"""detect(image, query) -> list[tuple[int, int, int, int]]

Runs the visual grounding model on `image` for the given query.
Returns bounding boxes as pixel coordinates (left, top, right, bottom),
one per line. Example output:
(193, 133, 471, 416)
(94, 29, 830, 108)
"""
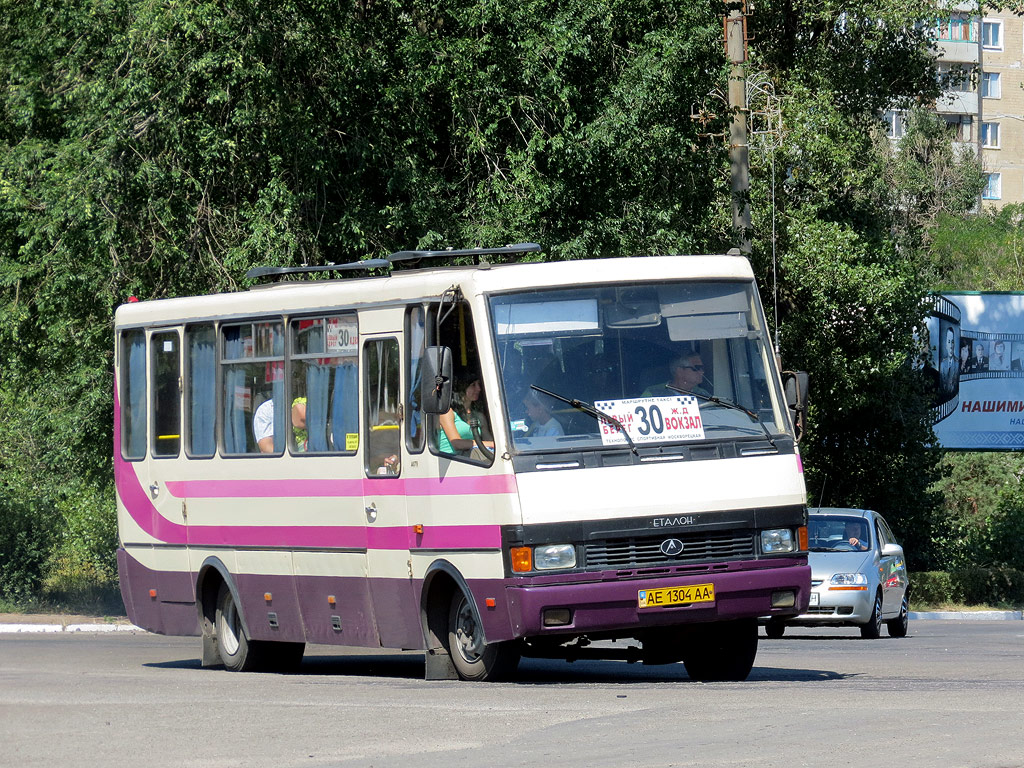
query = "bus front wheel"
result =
(446, 591, 519, 682)
(681, 618, 758, 682)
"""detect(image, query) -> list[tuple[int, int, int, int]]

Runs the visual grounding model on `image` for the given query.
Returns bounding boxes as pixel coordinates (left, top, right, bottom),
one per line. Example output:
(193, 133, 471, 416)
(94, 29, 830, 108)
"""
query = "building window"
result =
(983, 173, 1002, 200)
(935, 14, 975, 41)
(937, 63, 973, 93)
(978, 72, 1003, 99)
(982, 71, 1002, 99)
(884, 110, 905, 139)
(982, 20, 1002, 50)
(982, 122, 1001, 148)
(944, 114, 973, 142)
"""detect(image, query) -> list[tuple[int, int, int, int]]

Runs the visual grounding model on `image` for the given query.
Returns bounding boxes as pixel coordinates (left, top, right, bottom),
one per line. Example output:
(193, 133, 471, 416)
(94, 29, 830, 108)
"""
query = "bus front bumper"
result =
(505, 561, 810, 638)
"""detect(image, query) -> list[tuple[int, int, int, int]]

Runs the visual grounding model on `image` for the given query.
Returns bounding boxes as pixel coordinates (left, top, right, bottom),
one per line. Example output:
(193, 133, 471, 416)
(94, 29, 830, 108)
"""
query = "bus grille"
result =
(584, 531, 756, 568)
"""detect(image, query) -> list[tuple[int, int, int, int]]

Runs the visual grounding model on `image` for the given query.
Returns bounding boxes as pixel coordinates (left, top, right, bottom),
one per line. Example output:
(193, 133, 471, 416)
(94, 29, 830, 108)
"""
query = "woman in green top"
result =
(438, 372, 493, 454)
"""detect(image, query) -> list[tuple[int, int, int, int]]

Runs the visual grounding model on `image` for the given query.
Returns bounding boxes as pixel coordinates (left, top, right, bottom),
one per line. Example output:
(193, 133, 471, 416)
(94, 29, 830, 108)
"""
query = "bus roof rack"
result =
(245, 259, 391, 281)
(246, 243, 542, 282)
(387, 242, 542, 266)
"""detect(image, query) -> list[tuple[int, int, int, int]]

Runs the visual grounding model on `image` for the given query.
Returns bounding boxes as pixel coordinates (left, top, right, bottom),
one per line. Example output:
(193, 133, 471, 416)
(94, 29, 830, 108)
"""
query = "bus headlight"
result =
(534, 544, 577, 570)
(761, 528, 796, 553)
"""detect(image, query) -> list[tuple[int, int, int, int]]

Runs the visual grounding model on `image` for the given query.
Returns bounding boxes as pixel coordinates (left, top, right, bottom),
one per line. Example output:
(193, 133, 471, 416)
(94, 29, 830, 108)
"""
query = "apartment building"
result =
(933, 4, 980, 157)
(978, 10, 1024, 207)
(889, 6, 1024, 207)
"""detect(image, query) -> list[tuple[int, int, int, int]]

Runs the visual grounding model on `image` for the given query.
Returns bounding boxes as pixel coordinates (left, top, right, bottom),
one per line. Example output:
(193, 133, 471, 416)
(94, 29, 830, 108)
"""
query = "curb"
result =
(908, 610, 1023, 621)
(0, 623, 145, 634)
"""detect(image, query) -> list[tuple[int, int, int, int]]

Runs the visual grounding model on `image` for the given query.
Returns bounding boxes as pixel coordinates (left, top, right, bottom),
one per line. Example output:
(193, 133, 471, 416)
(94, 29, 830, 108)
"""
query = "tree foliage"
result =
(742, 2, 985, 566)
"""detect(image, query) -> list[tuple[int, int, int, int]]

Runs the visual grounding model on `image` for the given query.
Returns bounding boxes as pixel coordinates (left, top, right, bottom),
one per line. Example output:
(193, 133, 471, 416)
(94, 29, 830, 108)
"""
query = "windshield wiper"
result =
(531, 385, 638, 456)
(666, 386, 777, 450)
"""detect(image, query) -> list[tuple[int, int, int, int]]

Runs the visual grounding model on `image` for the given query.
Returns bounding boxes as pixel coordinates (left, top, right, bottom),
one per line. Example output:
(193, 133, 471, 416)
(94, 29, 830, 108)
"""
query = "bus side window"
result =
(289, 314, 359, 454)
(186, 324, 216, 458)
(427, 301, 493, 465)
(406, 305, 426, 453)
(364, 338, 401, 476)
(120, 329, 147, 460)
(151, 331, 181, 458)
(221, 320, 284, 454)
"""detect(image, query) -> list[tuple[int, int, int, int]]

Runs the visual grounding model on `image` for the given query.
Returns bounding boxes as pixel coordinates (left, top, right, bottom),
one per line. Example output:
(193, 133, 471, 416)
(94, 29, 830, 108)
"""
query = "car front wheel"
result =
(859, 591, 883, 639)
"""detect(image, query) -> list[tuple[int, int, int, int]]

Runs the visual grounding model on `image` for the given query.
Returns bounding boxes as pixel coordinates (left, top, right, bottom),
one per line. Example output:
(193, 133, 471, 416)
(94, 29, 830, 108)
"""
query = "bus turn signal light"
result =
(798, 525, 808, 551)
(510, 547, 532, 572)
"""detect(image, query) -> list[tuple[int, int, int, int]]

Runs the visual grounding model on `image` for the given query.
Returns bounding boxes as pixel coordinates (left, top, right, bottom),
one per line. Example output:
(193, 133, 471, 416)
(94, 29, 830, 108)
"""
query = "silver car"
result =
(765, 508, 910, 639)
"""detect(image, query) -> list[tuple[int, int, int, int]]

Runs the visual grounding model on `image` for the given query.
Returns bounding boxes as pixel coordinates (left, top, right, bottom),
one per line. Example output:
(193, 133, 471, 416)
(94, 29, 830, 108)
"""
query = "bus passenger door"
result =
(131, 329, 194, 626)
(361, 336, 419, 648)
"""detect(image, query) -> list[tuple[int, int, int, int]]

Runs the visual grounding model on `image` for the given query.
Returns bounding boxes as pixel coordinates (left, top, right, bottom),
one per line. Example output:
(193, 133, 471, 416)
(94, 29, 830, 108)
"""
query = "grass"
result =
(0, 585, 125, 617)
(911, 601, 1023, 612)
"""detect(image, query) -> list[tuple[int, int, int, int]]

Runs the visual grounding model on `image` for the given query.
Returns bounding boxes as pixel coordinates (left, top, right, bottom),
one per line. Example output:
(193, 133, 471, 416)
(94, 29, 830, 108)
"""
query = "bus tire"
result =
(215, 582, 266, 672)
(682, 618, 758, 682)
(446, 591, 519, 682)
(764, 619, 786, 639)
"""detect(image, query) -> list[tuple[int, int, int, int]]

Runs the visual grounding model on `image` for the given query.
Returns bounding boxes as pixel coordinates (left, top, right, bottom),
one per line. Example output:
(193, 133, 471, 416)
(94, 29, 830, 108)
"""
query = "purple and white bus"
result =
(115, 246, 810, 681)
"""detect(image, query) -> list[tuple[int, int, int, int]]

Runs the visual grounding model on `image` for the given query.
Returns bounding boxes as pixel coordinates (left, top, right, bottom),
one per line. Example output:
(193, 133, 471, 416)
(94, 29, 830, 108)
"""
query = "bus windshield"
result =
(490, 280, 787, 452)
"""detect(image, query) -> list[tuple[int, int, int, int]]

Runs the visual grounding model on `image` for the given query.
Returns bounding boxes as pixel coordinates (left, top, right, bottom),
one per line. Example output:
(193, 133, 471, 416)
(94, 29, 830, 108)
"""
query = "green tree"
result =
(744, 4, 984, 567)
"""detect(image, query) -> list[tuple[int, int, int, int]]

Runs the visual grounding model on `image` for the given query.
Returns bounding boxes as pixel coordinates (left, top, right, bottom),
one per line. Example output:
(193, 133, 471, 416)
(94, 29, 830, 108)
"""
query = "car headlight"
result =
(830, 572, 868, 586)
(761, 528, 796, 553)
(533, 544, 577, 570)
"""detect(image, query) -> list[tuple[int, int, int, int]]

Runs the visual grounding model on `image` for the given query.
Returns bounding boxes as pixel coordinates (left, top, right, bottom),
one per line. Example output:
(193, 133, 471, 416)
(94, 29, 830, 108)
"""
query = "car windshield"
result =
(808, 516, 871, 552)
(488, 280, 788, 453)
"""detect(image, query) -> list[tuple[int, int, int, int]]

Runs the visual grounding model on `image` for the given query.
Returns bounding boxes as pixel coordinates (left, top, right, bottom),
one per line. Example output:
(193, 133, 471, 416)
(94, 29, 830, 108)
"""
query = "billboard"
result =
(926, 293, 1024, 450)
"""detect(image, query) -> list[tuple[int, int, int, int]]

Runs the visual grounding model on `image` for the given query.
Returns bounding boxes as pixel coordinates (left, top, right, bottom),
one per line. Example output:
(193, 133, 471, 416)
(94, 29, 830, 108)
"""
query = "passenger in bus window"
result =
(438, 372, 494, 454)
(523, 391, 564, 437)
(253, 397, 308, 453)
(642, 349, 710, 398)
(290, 398, 308, 451)
(373, 452, 400, 475)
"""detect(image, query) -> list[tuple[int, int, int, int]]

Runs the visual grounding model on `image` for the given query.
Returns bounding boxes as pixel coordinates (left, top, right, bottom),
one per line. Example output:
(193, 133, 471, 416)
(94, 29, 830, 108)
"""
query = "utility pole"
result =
(726, 2, 752, 256)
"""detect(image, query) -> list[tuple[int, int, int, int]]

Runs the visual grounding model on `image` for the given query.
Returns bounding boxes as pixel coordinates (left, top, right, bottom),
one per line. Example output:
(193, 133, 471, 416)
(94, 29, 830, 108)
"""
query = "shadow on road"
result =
(146, 653, 851, 684)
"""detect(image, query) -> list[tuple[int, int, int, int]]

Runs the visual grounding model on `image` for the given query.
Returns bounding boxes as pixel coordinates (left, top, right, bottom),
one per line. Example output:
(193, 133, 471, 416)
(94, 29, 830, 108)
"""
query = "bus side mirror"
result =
(782, 370, 809, 442)
(421, 346, 453, 414)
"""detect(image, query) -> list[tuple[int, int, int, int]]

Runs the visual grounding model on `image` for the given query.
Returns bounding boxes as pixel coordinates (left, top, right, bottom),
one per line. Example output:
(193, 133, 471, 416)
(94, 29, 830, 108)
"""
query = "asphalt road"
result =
(1, 622, 1022, 768)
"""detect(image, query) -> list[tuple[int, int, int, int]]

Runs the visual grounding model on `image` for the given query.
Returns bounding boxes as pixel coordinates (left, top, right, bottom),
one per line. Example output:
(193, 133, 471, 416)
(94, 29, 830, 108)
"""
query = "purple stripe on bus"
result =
(163, 473, 518, 499)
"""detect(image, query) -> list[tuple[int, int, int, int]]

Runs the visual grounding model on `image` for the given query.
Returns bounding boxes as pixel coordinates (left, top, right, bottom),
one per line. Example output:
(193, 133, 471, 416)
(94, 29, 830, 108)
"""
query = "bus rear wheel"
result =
(446, 591, 519, 682)
(682, 618, 758, 682)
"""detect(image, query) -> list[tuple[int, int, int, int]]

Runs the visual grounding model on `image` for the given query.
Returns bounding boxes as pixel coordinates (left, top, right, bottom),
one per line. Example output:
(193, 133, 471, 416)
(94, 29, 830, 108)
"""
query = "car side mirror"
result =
(420, 346, 453, 414)
(782, 370, 809, 442)
(881, 543, 904, 559)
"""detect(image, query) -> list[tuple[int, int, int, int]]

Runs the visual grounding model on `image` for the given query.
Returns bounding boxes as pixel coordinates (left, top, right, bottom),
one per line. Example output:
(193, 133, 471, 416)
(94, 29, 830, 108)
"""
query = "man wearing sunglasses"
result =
(643, 350, 710, 398)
